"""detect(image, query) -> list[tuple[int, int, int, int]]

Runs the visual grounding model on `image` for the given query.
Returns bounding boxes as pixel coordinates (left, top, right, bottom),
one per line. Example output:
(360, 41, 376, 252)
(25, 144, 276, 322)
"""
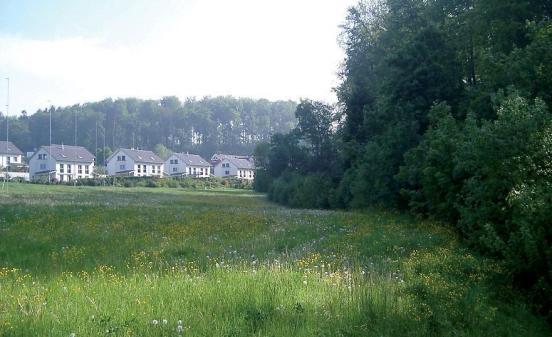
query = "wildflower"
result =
(303, 280, 307, 285)
(152, 319, 158, 325)
(177, 320, 182, 325)
(177, 325, 183, 332)
(69, 333, 76, 337)
(162, 319, 168, 325)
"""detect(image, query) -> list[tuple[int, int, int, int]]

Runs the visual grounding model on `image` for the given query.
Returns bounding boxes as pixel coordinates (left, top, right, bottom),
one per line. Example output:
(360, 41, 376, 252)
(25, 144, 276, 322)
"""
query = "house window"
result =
(225, 170, 230, 175)
(40, 163, 46, 170)
(142, 165, 146, 173)
(137, 165, 141, 173)
(174, 159, 178, 164)
(122, 155, 125, 161)
(193, 167, 197, 175)
(152, 166, 156, 174)
(157, 166, 161, 173)
(78, 165, 83, 174)
(38, 154, 47, 160)
(12, 157, 17, 163)
(85, 166, 90, 174)
(173, 167, 177, 172)
(60, 164, 65, 173)
(7, 157, 10, 164)
(67, 165, 72, 173)
(120, 164, 125, 170)
(169, 159, 173, 164)
(117, 156, 120, 161)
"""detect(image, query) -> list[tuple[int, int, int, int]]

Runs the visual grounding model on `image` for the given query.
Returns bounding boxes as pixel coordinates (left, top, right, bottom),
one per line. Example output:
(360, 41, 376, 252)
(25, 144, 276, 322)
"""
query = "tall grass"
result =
(0, 183, 548, 336)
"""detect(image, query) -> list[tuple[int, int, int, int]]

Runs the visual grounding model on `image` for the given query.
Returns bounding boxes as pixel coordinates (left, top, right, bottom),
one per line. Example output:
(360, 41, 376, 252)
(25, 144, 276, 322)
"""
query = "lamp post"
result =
(4, 77, 9, 192)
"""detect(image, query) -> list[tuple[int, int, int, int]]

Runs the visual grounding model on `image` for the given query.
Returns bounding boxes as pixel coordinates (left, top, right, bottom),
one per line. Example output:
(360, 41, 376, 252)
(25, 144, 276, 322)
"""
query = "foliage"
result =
(268, 172, 333, 209)
(400, 92, 552, 319)
(256, 0, 552, 321)
(0, 96, 297, 163)
(42, 176, 253, 190)
(0, 184, 549, 336)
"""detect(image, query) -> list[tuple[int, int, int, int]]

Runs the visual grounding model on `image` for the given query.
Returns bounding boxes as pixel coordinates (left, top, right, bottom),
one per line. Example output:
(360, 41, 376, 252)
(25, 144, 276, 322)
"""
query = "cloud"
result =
(0, 0, 356, 115)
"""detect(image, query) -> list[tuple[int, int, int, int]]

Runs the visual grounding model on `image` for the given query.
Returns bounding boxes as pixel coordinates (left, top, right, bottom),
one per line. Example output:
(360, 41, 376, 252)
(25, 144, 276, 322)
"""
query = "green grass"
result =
(0, 183, 549, 336)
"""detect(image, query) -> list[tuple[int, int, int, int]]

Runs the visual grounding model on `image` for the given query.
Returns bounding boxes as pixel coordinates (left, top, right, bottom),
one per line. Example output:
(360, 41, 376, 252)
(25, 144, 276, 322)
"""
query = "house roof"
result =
(38, 144, 95, 163)
(224, 156, 255, 170)
(211, 153, 251, 163)
(172, 153, 210, 167)
(113, 148, 164, 164)
(0, 141, 23, 155)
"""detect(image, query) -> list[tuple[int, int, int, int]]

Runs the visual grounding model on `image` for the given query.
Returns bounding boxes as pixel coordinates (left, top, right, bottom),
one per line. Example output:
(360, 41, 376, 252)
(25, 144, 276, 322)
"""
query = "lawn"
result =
(0, 183, 549, 336)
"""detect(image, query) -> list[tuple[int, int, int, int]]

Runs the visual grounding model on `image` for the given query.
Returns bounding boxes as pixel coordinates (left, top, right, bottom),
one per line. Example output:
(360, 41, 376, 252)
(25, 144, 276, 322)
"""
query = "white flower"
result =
(303, 280, 307, 285)
(152, 319, 159, 325)
(177, 320, 183, 325)
(69, 333, 76, 337)
(177, 325, 183, 332)
(162, 319, 168, 325)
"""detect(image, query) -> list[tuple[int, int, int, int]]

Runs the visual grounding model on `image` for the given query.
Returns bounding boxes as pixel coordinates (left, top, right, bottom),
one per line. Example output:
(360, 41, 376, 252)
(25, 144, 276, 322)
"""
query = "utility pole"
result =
(49, 100, 52, 183)
(74, 106, 78, 146)
(95, 119, 98, 161)
(3, 77, 9, 192)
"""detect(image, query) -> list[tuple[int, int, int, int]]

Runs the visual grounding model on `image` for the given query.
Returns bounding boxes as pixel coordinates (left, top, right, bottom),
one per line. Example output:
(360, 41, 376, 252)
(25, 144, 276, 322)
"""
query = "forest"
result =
(0, 96, 297, 163)
(254, 0, 552, 320)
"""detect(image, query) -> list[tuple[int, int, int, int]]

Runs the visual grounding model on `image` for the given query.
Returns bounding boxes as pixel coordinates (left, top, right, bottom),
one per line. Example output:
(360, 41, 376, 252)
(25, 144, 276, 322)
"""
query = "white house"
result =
(29, 144, 95, 182)
(106, 148, 164, 177)
(165, 153, 211, 177)
(213, 155, 255, 180)
(0, 141, 24, 168)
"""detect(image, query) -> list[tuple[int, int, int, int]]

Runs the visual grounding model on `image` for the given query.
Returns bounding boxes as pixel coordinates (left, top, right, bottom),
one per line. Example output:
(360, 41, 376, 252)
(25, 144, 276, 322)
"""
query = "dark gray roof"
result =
(173, 153, 210, 167)
(0, 141, 23, 155)
(211, 153, 251, 163)
(41, 144, 95, 163)
(116, 148, 164, 164)
(225, 156, 255, 169)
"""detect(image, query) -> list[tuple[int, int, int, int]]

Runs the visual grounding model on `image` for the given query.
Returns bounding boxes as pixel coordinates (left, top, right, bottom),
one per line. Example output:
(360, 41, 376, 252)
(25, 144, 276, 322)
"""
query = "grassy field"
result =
(0, 183, 549, 336)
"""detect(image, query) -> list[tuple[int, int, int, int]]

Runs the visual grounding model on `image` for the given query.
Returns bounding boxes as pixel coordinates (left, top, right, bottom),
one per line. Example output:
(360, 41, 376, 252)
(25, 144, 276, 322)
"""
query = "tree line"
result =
(255, 0, 552, 320)
(0, 96, 297, 163)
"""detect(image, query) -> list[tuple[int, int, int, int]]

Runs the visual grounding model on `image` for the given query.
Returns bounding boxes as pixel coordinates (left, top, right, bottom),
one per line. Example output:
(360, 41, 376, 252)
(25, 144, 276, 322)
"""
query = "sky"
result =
(0, 0, 357, 116)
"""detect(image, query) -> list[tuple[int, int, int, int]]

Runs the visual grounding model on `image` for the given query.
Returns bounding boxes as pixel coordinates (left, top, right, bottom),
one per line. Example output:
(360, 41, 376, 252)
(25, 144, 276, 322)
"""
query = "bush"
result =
(267, 172, 332, 209)
(400, 92, 552, 319)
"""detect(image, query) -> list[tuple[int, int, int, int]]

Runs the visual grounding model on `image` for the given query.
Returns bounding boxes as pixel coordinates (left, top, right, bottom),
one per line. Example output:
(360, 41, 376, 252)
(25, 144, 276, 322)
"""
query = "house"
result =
(106, 148, 164, 177)
(165, 153, 211, 177)
(0, 141, 24, 168)
(29, 144, 95, 182)
(213, 155, 255, 180)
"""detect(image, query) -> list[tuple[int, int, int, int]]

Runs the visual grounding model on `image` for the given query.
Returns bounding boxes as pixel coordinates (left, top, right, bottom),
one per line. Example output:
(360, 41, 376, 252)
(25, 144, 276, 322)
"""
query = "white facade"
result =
(213, 159, 255, 180)
(165, 154, 210, 177)
(0, 154, 23, 168)
(106, 149, 164, 177)
(29, 147, 95, 182)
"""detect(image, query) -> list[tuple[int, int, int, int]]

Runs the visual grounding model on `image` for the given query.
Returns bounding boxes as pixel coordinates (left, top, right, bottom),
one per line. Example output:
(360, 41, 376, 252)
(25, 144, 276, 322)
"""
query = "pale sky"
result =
(0, 0, 357, 116)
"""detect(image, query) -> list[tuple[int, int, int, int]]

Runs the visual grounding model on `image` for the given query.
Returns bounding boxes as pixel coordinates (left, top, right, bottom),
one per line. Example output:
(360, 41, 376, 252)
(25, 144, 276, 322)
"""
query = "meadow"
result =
(0, 183, 549, 336)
